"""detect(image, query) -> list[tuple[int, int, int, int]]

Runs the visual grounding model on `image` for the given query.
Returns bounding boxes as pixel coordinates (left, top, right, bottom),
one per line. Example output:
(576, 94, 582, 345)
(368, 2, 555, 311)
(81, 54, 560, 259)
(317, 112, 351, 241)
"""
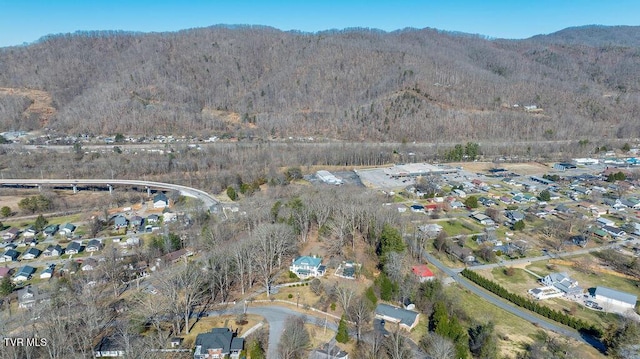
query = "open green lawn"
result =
(438, 220, 474, 237)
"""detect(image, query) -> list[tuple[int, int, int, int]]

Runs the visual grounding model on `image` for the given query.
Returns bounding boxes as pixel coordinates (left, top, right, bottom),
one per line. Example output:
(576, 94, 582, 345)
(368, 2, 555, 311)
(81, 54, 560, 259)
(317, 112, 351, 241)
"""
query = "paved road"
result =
(422, 250, 606, 351)
(0, 178, 220, 210)
(205, 304, 339, 359)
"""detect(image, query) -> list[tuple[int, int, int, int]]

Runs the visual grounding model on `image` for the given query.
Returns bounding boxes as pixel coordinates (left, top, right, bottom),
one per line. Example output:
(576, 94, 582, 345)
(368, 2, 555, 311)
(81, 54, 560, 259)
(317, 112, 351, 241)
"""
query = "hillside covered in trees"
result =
(1, 25, 639, 142)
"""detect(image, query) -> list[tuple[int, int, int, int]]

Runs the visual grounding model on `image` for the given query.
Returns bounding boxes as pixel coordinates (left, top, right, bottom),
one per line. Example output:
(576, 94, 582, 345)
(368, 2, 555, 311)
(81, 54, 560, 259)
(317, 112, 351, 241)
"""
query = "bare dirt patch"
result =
(0, 87, 56, 126)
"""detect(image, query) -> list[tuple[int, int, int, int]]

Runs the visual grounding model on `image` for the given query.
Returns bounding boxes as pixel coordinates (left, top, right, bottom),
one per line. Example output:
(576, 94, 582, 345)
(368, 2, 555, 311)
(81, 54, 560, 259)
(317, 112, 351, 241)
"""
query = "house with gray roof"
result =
(58, 223, 76, 237)
(374, 303, 420, 331)
(289, 256, 326, 279)
(17, 285, 50, 309)
(594, 286, 637, 310)
(153, 193, 169, 208)
(113, 215, 128, 229)
(541, 272, 583, 296)
(193, 328, 244, 359)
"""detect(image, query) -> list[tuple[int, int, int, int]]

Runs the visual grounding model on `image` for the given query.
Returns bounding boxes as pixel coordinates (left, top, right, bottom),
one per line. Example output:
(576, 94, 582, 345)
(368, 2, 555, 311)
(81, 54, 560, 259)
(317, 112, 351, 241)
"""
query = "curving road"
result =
(0, 178, 220, 209)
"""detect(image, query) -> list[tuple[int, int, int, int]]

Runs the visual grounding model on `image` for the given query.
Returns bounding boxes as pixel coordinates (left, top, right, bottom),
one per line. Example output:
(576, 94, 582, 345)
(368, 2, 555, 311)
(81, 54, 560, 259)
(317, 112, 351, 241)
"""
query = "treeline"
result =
(1, 26, 640, 141)
(461, 269, 602, 337)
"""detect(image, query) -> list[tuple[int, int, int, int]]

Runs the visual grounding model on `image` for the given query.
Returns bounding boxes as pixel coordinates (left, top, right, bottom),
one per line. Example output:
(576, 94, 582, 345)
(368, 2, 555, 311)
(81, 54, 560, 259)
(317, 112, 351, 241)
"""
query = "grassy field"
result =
(438, 220, 475, 237)
(476, 267, 541, 295)
(446, 285, 605, 359)
(525, 254, 640, 296)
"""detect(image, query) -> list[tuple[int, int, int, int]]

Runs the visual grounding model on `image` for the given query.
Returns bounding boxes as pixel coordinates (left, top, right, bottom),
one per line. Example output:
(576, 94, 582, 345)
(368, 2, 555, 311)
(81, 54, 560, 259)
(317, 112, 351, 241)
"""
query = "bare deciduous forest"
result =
(1, 25, 639, 141)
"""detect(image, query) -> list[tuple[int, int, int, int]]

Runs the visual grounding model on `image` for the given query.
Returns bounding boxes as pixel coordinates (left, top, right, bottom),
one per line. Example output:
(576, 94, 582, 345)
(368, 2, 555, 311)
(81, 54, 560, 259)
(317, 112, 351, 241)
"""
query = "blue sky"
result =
(1, 0, 639, 48)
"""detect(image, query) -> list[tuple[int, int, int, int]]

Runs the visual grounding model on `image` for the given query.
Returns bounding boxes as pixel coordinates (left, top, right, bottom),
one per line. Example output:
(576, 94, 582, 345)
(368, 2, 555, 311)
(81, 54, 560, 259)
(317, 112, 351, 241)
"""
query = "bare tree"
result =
(278, 316, 310, 359)
(155, 262, 206, 334)
(384, 330, 414, 359)
(253, 223, 296, 297)
(347, 296, 373, 343)
(384, 251, 406, 285)
(334, 284, 355, 313)
(420, 332, 455, 359)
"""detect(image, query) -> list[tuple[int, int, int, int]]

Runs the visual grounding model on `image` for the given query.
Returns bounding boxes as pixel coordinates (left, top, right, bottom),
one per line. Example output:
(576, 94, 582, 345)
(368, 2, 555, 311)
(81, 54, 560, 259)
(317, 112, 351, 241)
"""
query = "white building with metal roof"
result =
(594, 286, 637, 310)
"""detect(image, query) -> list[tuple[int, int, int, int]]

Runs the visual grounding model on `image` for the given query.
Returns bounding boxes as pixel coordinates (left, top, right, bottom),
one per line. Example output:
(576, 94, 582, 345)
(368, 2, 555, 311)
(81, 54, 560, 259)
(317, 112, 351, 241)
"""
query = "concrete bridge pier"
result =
(108, 184, 113, 195)
(37, 184, 42, 192)
(72, 184, 78, 194)
(146, 186, 151, 196)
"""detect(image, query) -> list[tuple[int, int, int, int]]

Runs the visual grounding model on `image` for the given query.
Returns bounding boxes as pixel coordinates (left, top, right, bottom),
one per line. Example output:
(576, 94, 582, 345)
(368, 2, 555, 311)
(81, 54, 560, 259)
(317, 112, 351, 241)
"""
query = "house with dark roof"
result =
(40, 264, 55, 279)
(375, 303, 420, 331)
(0, 249, 19, 263)
(43, 244, 64, 257)
(13, 265, 36, 282)
(21, 247, 42, 260)
(17, 285, 50, 309)
(86, 239, 103, 252)
(289, 256, 326, 279)
(602, 225, 626, 238)
(153, 193, 169, 209)
(193, 328, 244, 359)
(93, 334, 141, 358)
(43, 224, 59, 236)
(66, 241, 83, 254)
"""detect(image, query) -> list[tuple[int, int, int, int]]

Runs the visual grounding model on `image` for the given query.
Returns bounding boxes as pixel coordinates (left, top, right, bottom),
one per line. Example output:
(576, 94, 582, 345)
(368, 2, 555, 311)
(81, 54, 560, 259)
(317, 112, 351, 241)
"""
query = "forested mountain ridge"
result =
(1, 25, 639, 142)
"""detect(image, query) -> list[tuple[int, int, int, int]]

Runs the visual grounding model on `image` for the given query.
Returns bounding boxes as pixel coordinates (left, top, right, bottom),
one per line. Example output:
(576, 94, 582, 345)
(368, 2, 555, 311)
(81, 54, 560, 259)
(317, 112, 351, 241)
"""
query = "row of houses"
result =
(0, 239, 103, 263)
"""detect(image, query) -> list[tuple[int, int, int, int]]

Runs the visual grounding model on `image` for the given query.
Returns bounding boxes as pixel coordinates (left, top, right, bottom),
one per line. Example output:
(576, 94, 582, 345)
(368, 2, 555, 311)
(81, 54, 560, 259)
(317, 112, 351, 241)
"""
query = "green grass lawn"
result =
(438, 220, 474, 237)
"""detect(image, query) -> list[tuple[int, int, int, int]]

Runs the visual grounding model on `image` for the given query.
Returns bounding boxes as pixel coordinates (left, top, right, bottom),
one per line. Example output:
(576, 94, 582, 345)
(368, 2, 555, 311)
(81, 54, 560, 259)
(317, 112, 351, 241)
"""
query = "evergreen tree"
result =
(0, 276, 15, 296)
(336, 315, 350, 343)
(34, 214, 48, 231)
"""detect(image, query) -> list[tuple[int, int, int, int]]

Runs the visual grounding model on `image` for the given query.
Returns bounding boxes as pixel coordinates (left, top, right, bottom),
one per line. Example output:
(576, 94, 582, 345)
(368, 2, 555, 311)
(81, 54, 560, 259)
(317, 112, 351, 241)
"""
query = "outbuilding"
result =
(594, 286, 637, 310)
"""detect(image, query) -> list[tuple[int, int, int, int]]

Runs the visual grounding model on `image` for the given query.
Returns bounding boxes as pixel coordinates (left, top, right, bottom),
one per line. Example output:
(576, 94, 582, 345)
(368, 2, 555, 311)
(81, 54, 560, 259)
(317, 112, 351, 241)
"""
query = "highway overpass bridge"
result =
(0, 179, 220, 211)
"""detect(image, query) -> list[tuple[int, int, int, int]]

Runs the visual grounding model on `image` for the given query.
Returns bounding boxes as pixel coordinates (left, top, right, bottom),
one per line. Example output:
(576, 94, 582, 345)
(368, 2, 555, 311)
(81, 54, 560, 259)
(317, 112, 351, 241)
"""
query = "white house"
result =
(153, 193, 169, 209)
(541, 272, 583, 296)
(289, 256, 326, 279)
(596, 217, 616, 228)
(40, 265, 54, 279)
(594, 286, 637, 311)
